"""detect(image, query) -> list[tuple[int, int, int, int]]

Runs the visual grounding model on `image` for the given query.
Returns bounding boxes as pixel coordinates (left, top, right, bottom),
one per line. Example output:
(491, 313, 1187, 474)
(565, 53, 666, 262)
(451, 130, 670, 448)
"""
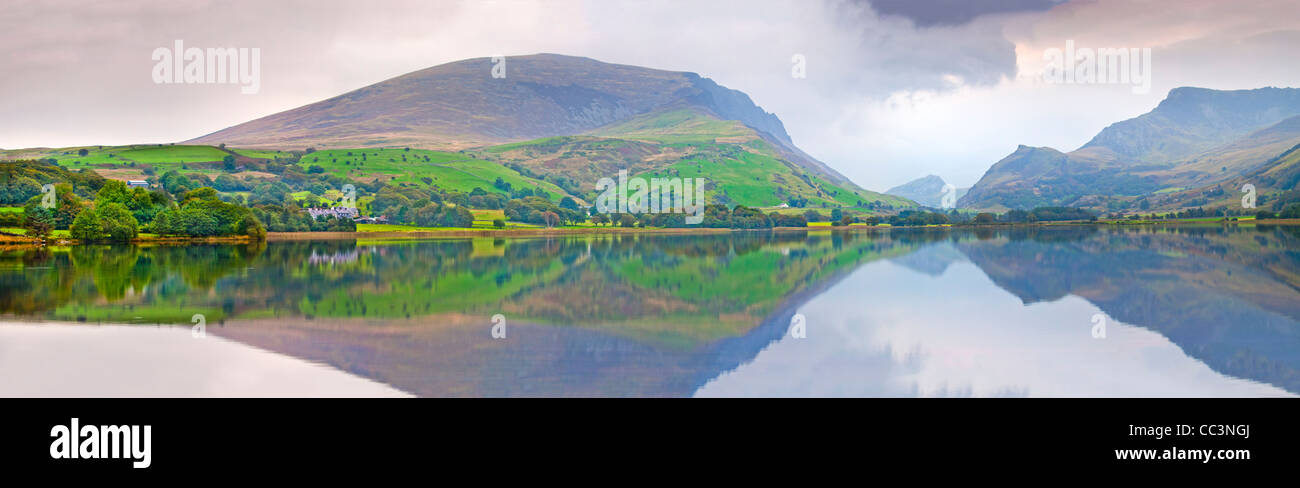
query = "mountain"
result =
(1145, 141, 1300, 213)
(960, 87, 1300, 211)
(1079, 87, 1300, 164)
(186, 53, 911, 209)
(959, 145, 1142, 210)
(885, 174, 967, 207)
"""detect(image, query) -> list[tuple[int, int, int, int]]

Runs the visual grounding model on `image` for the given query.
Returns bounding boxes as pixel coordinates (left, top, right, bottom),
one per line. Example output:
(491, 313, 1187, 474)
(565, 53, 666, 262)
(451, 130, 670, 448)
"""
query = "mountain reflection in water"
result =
(2, 225, 1299, 397)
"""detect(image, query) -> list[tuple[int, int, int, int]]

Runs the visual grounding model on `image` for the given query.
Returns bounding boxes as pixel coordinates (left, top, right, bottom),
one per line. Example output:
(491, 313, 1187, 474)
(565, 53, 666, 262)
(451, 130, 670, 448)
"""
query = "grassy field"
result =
(589, 107, 754, 144)
(470, 209, 505, 220)
(298, 148, 570, 201)
(631, 147, 900, 209)
(1, 228, 71, 237)
(477, 107, 913, 211)
(53, 304, 224, 324)
(25, 145, 231, 167)
(115, 145, 228, 164)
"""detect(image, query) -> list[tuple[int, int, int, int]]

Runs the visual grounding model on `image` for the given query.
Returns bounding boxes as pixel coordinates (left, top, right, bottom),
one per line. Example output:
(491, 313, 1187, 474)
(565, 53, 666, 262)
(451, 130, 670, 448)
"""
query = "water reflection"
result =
(2, 225, 1299, 396)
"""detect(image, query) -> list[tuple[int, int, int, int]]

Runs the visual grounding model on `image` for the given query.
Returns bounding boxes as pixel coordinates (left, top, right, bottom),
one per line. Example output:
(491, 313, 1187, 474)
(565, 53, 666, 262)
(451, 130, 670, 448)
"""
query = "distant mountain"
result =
(960, 87, 1300, 211)
(885, 174, 967, 207)
(1078, 87, 1300, 164)
(188, 53, 854, 188)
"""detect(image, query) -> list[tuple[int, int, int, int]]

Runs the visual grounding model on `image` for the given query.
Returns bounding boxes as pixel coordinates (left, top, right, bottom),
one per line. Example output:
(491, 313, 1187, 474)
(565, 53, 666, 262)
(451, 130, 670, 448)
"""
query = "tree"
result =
(178, 207, 219, 236)
(1282, 204, 1300, 219)
(69, 208, 103, 241)
(770, 212, 807, 227)
(444, 206, 475, 228)
(222, 155, 237, 171)
(493, 219, 505, 229)
(413, 202, 443, 227)
(95, 202, 139, 242)
(182, 187, 220, 203)
(559, 196, 579, 211)
(151, 208, 178, 235)
(541, 211, 560, 228)
(78, 148, 89, 157)
(23, 206, 54, 240)
(95, 179, 131, 206)
(237, 215, 267, 239)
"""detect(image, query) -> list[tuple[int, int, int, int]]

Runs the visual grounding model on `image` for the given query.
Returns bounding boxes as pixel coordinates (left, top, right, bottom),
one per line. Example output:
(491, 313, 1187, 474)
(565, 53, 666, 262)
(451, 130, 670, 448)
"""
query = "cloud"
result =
(0, 1, 1022, 180)
(1, 0, 1296, 193)
(864, 0, 1063, 27)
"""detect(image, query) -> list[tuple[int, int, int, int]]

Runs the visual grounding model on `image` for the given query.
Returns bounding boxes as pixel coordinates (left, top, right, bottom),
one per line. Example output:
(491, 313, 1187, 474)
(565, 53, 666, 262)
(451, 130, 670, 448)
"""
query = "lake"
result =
(3, 225, 1299, 397)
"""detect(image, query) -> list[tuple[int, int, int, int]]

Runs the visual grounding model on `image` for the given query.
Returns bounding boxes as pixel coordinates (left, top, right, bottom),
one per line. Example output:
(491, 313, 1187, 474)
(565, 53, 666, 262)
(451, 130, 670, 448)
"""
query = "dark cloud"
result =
(866, 0, 1063, 27)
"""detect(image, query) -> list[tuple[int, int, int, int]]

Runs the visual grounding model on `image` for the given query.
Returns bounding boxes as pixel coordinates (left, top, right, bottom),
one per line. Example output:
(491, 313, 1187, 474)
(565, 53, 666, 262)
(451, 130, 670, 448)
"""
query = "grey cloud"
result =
(864, 0, 1065, 27)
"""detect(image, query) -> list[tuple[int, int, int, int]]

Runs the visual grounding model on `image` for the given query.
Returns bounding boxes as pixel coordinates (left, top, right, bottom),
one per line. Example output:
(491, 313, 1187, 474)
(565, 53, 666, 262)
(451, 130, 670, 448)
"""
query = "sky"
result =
(2, 0, 1298, 190)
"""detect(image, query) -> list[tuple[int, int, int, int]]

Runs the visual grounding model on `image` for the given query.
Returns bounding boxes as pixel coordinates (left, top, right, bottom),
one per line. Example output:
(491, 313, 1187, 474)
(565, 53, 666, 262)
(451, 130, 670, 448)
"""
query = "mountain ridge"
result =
(186, 53, 857, 188)
(960, 86, 1300, 211)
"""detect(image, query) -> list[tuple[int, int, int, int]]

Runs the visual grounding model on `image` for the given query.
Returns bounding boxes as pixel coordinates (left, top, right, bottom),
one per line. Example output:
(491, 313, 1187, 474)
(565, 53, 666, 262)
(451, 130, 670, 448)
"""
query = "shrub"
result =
(23, 206, 54, 239)
(69, 208, 102, 241)
(1281, 204, 1300, 219)
(96, 203, 138, 242)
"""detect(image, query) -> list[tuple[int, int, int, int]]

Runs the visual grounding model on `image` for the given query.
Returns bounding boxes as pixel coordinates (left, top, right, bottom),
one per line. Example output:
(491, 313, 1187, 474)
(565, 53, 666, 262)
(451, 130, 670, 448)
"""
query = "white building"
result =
(307, 207, 360, 220)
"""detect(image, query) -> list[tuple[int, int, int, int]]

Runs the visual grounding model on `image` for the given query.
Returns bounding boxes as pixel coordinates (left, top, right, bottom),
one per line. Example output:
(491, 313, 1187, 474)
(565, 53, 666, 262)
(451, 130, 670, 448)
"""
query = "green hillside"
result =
(477, 108, 912, 211)
(588, 107, 755, 144)
(297, 148, 571, 201)
(5, 144, 232, 167)
(632, 145, 906, 208)
(1149, 143, 1300, 213)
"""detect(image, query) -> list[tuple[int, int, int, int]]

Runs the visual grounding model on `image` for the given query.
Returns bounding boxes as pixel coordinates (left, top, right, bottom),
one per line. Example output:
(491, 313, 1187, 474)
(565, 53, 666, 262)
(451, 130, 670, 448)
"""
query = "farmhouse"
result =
(306, 207, 359, 220)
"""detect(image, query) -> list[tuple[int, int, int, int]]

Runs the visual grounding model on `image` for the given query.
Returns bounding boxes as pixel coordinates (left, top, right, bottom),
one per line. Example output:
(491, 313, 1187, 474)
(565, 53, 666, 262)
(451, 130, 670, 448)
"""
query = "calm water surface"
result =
(3, 225, 1299, 397)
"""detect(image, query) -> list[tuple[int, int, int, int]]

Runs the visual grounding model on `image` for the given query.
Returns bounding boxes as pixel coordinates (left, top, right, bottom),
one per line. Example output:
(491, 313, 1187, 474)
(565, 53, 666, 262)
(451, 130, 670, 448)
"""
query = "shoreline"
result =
(2, 218, 1298, 246)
